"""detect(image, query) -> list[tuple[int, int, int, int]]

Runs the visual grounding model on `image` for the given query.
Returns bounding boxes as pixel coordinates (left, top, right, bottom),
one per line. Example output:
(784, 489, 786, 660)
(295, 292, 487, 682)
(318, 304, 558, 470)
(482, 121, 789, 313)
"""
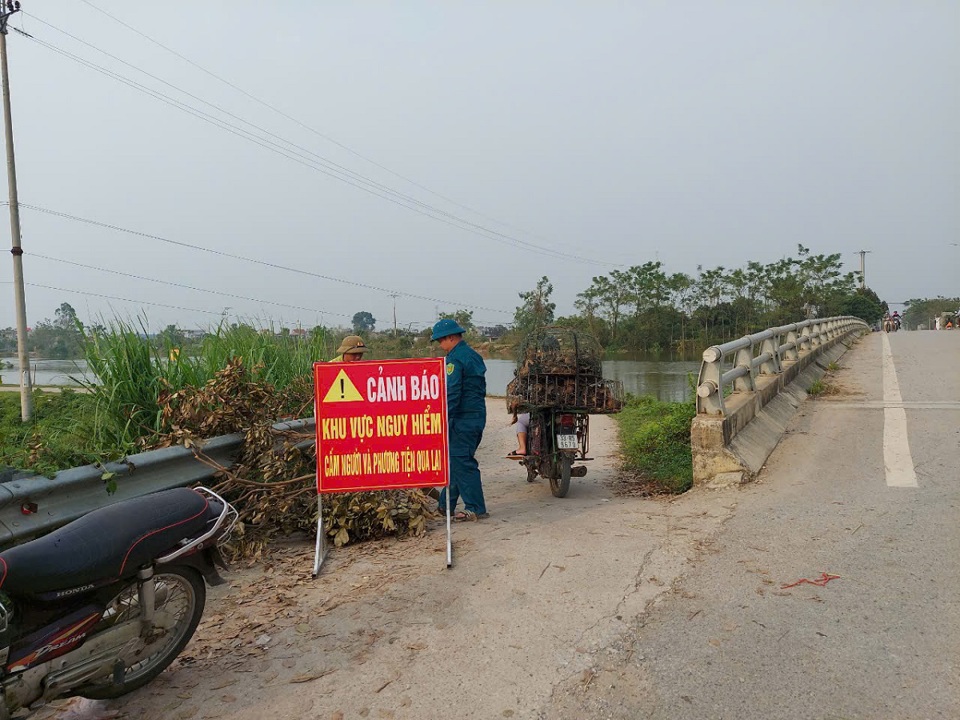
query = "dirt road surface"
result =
(35, 398, 736, 720)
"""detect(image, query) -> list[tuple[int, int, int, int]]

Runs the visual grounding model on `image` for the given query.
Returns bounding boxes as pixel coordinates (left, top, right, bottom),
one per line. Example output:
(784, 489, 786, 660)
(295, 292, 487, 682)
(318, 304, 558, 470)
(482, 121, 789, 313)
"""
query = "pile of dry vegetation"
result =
(151, 358, 435, 559)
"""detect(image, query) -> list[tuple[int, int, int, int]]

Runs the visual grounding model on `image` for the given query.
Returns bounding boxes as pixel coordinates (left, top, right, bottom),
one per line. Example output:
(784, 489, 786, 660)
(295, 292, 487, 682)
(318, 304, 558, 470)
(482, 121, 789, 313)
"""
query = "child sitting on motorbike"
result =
(508, 411, 530, 457)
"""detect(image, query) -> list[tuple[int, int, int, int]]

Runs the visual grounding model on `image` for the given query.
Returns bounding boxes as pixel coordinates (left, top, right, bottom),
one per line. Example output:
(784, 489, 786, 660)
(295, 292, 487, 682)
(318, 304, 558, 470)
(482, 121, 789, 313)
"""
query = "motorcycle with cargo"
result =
(506, 328, 624, 497)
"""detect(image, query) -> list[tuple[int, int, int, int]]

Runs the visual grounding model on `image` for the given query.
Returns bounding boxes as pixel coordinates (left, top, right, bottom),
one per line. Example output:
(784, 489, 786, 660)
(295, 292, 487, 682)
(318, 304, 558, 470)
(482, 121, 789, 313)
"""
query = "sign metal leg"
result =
(445, 486, 452, 568)
(312, 494, 326, 577)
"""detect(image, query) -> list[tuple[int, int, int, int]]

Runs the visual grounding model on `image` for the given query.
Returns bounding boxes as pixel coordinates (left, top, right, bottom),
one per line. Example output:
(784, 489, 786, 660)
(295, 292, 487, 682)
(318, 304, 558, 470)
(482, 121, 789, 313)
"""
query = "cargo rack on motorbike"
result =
(506, 327, 624, 414)
(156, 487, 238, 564)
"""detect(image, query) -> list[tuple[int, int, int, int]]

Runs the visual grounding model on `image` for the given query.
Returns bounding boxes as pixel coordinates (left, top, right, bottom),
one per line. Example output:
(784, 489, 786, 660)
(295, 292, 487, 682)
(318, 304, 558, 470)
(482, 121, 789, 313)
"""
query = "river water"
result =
(2, 357, 699, 403)
(1, 359, 95, 388)
(483, 358, 698, 402)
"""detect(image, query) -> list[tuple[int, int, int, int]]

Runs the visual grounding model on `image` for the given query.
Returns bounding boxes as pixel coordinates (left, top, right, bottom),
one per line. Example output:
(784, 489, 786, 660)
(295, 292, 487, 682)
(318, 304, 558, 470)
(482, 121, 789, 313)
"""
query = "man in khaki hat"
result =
(330, 335, 369, 362)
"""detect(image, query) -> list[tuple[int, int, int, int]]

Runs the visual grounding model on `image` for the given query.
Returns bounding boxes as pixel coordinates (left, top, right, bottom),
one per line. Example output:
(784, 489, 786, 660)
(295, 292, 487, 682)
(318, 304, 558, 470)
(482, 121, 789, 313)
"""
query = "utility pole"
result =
(1, 2, 31, 422)
(854, 250, 872, 290)
(390, 293, 399, 336)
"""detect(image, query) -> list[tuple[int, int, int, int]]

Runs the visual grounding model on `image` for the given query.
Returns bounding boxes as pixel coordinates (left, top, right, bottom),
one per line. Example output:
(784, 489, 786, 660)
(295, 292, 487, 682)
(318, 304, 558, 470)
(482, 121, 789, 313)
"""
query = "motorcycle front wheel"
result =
(80, 566, 206, 699)
(550, 454, 572, 498)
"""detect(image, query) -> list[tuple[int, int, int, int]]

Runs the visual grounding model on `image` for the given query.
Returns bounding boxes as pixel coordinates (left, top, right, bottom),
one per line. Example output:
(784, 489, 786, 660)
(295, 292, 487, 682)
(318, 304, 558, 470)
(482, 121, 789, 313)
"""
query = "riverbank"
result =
(0, 385, 89, 393)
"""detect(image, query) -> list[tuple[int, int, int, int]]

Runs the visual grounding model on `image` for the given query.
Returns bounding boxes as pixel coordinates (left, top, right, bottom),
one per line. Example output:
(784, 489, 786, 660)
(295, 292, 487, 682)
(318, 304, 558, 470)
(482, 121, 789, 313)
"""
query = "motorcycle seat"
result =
(0, 488, 214, 596)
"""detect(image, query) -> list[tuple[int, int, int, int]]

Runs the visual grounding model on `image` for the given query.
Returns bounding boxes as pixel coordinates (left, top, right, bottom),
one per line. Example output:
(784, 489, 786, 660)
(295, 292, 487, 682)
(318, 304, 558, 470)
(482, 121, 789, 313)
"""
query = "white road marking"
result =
(823, 401, 960, 410)
(881, 333, 918, 488)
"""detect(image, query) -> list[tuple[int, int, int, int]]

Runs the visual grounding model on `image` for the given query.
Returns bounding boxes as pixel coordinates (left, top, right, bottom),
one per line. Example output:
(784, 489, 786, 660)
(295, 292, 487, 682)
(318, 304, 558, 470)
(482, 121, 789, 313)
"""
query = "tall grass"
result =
(81, 320, 329, 452)
(614, 394, 695, 493)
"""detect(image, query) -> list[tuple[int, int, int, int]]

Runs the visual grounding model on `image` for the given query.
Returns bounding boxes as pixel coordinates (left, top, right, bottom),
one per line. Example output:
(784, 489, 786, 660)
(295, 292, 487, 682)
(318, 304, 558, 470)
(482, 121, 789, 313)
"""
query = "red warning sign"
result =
(314, 358, 449, 493)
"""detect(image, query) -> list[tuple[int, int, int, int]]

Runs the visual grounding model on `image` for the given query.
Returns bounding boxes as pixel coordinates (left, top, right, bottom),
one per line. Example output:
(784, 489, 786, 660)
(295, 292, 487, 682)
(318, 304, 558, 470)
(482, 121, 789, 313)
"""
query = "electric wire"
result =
(20, 20, 619, 268)
(21, 13, 493, 231)
(29, 252, 352, 319)
(16, 203, 512, 315)
(76, 0, 574, 249)
(15, 280, 226, 316)
(4, 279, 499, 331)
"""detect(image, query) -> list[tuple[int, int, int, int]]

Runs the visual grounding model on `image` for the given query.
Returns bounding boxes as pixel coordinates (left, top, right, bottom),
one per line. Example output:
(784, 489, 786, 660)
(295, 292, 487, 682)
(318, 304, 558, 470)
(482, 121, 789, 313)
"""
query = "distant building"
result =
(477, 325, 509, 340)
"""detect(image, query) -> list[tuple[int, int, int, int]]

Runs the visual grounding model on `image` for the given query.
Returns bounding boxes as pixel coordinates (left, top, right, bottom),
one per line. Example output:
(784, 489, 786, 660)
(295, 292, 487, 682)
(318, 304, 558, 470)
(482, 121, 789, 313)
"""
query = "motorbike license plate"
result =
(556, 434, 578, 450)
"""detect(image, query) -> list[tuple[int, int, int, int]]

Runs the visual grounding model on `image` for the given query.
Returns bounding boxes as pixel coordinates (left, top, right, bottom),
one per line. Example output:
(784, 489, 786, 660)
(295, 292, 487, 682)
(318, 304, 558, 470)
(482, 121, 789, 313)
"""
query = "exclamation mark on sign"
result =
(340, 379, 345, 399)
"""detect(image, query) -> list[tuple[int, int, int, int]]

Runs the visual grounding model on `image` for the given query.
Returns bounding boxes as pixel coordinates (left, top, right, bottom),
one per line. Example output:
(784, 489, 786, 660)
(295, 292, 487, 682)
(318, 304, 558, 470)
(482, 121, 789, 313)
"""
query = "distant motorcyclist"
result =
(891, 311, 901, 330)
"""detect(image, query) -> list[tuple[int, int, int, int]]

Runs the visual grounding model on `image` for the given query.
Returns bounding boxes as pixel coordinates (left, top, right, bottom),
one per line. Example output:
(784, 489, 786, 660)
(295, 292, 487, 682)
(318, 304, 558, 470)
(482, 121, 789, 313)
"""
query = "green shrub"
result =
(615, 394, 695, 493)
(0, 390, 103, 474)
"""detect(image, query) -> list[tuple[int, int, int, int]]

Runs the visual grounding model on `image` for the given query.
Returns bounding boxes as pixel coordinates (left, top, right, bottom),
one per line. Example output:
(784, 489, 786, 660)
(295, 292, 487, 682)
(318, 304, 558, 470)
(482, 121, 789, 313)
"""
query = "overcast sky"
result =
(0, 1, 957, 333)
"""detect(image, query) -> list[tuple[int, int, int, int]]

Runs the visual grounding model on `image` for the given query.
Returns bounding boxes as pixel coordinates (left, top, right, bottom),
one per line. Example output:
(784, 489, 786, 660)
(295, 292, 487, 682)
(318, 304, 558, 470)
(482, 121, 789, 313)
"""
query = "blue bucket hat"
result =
(431, 318, 467, 342)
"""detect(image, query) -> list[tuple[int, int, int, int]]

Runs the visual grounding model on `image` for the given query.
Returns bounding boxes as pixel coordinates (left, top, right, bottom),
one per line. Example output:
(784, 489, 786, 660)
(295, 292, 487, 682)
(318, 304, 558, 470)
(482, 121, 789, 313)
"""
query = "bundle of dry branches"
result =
(151, 358, 434, 559)
(506, 328, 624, 413)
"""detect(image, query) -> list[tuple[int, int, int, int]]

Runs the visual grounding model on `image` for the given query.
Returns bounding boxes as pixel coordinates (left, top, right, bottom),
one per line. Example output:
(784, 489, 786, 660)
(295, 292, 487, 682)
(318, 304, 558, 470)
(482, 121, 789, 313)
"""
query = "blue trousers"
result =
(439, 424, 485, 515)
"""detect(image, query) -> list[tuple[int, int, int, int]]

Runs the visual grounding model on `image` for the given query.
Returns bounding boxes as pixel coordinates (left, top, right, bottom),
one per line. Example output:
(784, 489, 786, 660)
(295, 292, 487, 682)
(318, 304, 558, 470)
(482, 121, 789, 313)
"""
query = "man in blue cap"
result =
(431, 317, 488, 520)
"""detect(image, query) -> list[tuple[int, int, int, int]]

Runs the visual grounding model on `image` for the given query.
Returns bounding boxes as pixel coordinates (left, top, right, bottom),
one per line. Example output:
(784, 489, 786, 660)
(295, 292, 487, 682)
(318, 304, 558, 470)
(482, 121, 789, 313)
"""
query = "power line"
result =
(1, 280, 508, 329)
(17, 202, 512, 314)
(76, 0, 568, 248)
(20, 19, 620, 268)
(14, 280, 226, 316)
(22, 14, 476, 226)
(29, 252, 352, 319)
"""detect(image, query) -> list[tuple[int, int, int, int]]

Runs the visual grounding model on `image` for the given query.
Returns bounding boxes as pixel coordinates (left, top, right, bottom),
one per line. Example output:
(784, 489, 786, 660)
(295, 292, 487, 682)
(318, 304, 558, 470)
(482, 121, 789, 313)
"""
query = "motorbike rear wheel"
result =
(80, 566, 206, 699)
(550, 454, 572, 498)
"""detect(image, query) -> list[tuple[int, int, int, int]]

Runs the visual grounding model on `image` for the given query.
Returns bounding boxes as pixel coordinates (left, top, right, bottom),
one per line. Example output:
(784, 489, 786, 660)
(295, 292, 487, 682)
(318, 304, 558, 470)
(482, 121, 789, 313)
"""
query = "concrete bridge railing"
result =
(690, 316, 870, 487)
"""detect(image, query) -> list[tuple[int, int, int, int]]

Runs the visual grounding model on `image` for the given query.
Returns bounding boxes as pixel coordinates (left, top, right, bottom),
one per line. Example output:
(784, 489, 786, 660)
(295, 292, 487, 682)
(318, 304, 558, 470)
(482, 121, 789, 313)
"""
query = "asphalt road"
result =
(549, 330, 960, 719)
(36, 330, 959, 720)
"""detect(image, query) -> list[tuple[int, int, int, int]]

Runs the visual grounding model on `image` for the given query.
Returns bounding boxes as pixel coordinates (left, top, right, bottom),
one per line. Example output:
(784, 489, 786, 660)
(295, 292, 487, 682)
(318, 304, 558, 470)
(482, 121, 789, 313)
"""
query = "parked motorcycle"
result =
(0, 486, 236, 718)
(521, 408, 591, 498)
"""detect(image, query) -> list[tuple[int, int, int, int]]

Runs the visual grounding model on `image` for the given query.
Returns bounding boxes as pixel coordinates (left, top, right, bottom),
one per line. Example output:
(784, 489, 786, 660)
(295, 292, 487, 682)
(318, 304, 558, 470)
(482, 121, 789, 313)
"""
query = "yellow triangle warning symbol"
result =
(322, 369, 365, 403)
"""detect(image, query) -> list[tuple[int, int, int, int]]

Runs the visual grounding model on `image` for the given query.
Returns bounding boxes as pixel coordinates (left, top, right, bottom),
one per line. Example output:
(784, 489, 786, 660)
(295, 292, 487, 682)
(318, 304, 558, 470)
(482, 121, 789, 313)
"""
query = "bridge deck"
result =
(626, 329, 960, 718)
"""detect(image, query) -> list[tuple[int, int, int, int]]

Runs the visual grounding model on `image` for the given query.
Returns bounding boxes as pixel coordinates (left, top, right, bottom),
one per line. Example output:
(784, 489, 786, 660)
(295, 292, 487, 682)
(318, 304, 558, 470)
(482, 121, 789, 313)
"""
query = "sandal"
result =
(453, 510, 490, 522)
(506, 450, 526, 457)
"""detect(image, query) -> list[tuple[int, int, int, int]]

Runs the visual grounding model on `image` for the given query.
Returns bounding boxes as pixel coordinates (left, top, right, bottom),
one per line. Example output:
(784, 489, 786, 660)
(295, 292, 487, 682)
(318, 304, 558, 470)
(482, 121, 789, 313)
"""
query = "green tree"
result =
(580, 273, 627, 343)
(352, 311, 376, 334)
(0, 327, 16, 354)
(574, 283, 604, 340)
(157, 324, 185, 348)
(902, 296, 960, 330)
(28, 302, 84, 359)
(693, 266, 728, 308)
(54, 302, 79, 331)
(436, 309, 475, 332)
(838, 290, 885, 324)
(513, 276, 555, 336)
(623, 261, 669, 317)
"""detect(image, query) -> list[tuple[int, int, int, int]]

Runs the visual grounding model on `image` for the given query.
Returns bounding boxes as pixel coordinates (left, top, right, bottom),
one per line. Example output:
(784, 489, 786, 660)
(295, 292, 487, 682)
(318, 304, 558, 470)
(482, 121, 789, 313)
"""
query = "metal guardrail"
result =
(0, 417, 316, 548)
(695, 316, 870, 415)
